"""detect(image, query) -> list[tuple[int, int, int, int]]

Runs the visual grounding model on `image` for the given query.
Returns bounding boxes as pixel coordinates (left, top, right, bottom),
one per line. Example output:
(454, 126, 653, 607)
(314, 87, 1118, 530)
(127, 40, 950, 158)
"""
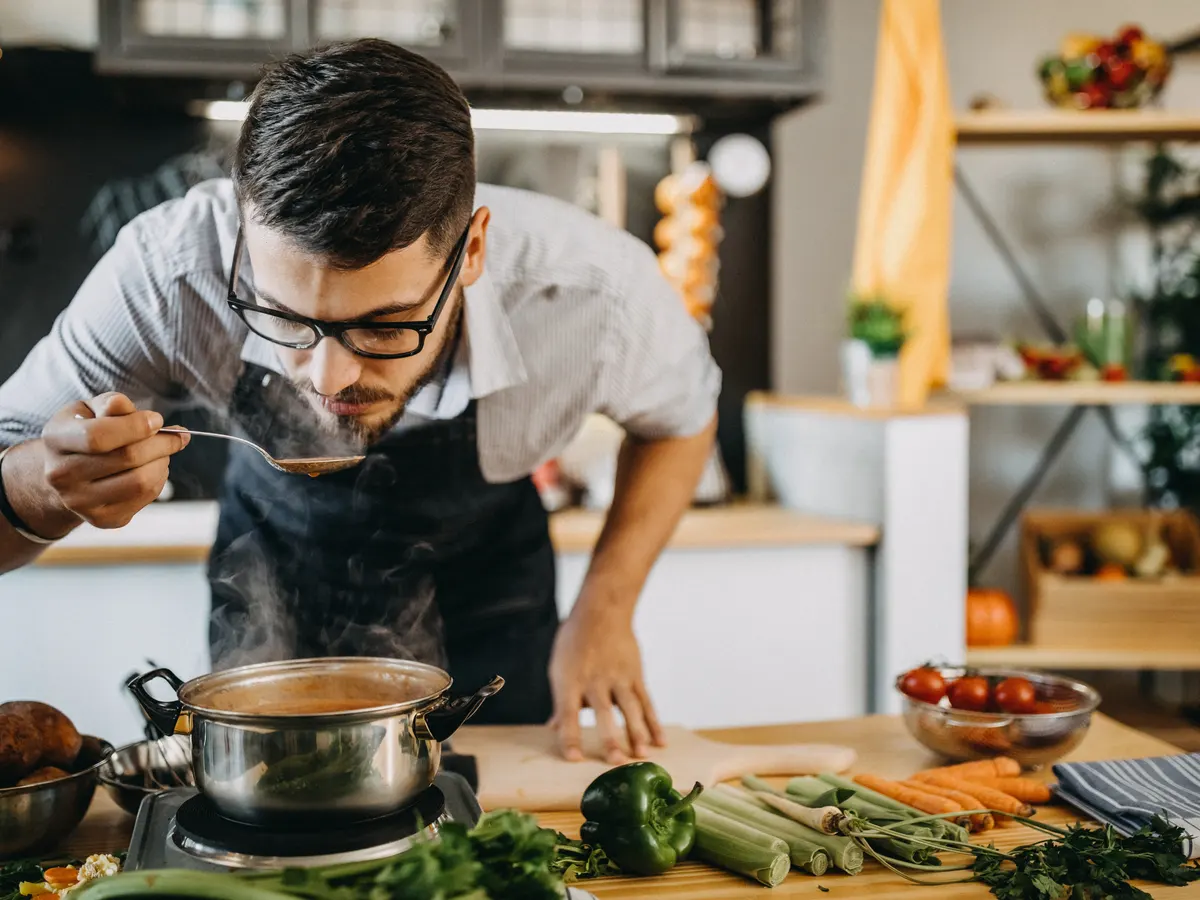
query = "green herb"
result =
(0, 858, 50, 900)
(550, 832, 621, 882)
(973, 816, 1200, 900)
(818, 886, 830, 893)
(74, 811, 597, 900)
(468, 810, 564, 900)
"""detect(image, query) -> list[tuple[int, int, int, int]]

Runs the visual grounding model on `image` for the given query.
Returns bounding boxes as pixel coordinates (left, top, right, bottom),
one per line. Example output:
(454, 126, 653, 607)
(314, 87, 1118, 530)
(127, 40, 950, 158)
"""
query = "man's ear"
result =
(460, 207, 490, 288)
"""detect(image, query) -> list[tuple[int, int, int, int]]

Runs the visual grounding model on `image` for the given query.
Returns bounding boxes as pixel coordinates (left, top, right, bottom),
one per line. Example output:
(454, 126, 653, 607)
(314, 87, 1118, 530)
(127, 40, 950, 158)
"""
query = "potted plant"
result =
(843, 295, 910, 406)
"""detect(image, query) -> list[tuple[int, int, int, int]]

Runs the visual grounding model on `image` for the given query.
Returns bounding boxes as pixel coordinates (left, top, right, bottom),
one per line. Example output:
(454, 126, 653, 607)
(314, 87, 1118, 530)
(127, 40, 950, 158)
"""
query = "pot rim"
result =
(176, 657, 454, 724)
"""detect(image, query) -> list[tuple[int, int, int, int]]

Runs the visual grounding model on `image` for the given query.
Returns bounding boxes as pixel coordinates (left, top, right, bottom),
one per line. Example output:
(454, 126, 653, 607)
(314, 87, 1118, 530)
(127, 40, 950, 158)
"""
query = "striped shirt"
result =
(0, 179, 721, 482)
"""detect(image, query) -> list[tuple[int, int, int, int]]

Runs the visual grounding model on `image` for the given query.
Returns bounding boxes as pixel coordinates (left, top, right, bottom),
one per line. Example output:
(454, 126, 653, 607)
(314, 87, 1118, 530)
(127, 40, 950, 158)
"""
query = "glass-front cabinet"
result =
(98, 0, 823, 100)
(488, 0, 647, 74)
(311, 0, 479, 70)
(656, 0, 814, 79)
(100, 0, 299, 75)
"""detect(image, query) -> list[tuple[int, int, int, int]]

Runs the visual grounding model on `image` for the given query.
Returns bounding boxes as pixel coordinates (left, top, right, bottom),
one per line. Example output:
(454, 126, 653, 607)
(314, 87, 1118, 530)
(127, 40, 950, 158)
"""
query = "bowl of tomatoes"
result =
(896, 665, 1101, 768)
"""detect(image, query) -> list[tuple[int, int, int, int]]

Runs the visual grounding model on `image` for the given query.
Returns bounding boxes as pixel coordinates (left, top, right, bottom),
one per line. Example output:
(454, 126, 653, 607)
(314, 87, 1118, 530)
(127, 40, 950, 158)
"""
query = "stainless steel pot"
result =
(127, 657, 502, 826)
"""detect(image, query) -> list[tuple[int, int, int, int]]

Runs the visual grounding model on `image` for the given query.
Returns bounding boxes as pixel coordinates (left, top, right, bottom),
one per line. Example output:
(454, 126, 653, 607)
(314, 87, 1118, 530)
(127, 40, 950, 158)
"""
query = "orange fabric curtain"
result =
(851, 0, 955, 406)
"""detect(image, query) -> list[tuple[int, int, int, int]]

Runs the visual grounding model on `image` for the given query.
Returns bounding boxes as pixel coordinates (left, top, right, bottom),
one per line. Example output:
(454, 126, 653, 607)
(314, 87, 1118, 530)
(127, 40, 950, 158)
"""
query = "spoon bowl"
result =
(160, 427, 364, 476)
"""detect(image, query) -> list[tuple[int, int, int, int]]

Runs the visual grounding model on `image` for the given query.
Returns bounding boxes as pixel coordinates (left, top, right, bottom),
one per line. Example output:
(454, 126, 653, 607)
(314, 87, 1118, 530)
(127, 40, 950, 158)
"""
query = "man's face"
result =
(242, 209, 489, 444)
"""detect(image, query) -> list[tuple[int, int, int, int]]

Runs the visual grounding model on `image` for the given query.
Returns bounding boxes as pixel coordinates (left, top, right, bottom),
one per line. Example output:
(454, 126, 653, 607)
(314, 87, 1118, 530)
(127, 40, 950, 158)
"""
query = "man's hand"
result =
(549, 598, 666, 764)
(18, 392, 189, 533)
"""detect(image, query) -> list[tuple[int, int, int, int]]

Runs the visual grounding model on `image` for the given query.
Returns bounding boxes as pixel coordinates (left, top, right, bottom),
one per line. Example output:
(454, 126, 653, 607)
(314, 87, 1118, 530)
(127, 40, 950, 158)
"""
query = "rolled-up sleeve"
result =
(601, 244, 722, 440)
(0, 220, 179, 446)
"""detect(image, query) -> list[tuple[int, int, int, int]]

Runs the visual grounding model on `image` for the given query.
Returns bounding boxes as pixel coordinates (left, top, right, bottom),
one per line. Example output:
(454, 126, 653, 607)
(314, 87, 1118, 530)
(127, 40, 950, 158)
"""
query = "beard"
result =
(299, 291, 464, 447)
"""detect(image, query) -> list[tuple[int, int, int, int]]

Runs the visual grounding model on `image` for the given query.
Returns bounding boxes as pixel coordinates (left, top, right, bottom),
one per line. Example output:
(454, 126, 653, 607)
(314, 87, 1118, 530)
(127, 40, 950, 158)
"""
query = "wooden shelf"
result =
(967, 643, 1200, 670)
(946, 380, 1200, 406)
(34, 501, 880, 566)
(550, 504, 880, 553)
(956, 109, 1200, 145)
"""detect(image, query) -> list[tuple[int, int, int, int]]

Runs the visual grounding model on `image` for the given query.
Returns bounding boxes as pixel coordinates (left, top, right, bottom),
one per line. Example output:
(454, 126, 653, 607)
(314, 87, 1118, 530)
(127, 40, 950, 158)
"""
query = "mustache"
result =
(305, 384, 396, 405)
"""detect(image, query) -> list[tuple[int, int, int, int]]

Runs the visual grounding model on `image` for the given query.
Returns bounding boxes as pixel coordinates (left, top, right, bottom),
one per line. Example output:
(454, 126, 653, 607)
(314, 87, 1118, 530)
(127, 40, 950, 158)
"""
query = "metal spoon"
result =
(159, 426, 365, 476)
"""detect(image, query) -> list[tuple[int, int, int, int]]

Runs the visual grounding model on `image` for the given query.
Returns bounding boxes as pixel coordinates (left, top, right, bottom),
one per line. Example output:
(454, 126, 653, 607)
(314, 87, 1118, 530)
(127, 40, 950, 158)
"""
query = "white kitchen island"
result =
(0, 502, 878, 745)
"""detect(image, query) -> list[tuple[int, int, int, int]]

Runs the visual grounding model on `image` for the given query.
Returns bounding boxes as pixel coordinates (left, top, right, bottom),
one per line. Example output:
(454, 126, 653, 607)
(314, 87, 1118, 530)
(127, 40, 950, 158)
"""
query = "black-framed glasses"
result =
(227, 224, 470, 360)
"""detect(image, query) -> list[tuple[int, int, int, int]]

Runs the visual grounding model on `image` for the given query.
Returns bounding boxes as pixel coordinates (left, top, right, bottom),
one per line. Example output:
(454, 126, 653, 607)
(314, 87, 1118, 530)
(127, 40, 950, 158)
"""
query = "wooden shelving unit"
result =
(947, 381, 1200, 407)
(967, 643, 1200, 671)
(955, 109, 1200, 145)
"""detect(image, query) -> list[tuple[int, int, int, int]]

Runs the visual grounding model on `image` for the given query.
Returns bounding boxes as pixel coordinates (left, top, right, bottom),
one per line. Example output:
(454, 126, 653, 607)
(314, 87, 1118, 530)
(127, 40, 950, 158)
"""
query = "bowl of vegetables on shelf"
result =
(896, 665, 1100, 768)
(1038, 24, 1172, 110)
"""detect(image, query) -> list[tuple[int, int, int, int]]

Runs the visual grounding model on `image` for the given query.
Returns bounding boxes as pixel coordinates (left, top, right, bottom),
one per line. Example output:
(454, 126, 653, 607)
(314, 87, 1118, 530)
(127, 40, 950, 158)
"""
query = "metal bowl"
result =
(899, 667, 1101, 769)
(0, 736, 115, 859)
(97, 736, 194, 816)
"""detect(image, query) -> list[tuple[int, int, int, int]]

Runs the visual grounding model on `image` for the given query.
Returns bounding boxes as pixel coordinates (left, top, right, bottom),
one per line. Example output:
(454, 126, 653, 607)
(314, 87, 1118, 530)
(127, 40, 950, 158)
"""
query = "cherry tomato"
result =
(993, 677, 1037, 714)
(898, 667, 946, 705)
(1117, 25, 1144, 46)
(1081, 83, 1110, 109)
(1105, 59, 1138, 91)
(947, 676, 991, 711)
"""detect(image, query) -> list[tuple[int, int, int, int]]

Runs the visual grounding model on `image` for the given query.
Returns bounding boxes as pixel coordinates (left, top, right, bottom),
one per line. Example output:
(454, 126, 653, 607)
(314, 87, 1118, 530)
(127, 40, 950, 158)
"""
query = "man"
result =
(0, 39, 719, 763)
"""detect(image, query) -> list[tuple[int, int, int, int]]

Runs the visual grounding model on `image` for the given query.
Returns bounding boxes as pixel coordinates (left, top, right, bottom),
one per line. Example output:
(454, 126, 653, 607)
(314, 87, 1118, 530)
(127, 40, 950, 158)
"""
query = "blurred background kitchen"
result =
(3, 1, 1200, 748)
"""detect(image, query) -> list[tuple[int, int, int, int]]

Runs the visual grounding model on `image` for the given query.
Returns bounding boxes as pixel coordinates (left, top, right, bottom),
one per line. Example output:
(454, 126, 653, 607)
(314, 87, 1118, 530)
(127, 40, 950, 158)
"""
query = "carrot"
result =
(920, 757, 1021, 779)
(902, 781, 994, 832)
(852, 774, 962, 816)
(964, 777, 1052, 805)
(42, 867, 78, 887)
(911, 772, 1034, 817)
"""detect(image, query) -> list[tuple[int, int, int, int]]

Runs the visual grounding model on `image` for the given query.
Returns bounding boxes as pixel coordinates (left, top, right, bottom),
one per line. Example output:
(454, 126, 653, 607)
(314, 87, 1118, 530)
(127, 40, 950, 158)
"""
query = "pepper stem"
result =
(663, 782, 704, 819)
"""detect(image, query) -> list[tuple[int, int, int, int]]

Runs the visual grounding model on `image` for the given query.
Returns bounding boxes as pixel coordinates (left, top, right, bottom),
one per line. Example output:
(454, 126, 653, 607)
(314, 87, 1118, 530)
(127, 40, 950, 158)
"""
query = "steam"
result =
(207, 460, 447, 672)
(208, 532, 298, 671)
(200, 354, 460, 673)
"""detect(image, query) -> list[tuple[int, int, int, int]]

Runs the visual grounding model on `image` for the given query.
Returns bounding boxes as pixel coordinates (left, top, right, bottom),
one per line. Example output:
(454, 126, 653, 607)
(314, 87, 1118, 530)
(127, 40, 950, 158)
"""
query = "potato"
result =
(0, 702, 82, 770)
(0, 712, 42, 784)
(17, 766, 70, 786)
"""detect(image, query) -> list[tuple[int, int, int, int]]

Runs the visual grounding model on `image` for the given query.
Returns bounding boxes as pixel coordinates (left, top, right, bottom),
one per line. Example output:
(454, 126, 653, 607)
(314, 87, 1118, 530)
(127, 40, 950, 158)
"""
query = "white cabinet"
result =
(0, 537, 870, 744)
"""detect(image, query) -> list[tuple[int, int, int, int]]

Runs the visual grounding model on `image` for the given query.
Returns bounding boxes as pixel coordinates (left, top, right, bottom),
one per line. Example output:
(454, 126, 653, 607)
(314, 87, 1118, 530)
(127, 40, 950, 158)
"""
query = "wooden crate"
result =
(1022, 509, 1200, 651)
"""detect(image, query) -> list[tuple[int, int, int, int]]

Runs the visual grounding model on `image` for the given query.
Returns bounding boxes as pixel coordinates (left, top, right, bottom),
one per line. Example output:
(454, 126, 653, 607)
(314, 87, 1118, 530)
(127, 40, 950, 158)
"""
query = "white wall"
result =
(772, 1, 1200, 600)
(0, 0, 97, 47)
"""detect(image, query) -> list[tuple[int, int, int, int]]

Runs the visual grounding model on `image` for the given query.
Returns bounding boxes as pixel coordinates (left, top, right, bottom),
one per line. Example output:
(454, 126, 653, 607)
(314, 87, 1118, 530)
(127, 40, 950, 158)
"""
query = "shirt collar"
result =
(460, 267, 527, 399)
(237, 261, 528, 415)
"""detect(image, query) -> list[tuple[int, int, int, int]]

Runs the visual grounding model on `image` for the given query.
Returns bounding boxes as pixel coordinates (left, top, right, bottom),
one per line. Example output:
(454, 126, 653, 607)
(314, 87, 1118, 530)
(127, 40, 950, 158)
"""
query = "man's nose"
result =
(308, 338, 363, 397)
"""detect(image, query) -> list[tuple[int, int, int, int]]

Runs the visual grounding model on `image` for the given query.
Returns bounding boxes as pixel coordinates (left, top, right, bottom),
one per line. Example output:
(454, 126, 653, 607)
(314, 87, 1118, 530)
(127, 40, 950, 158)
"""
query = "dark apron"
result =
(205, 363, 558, 725)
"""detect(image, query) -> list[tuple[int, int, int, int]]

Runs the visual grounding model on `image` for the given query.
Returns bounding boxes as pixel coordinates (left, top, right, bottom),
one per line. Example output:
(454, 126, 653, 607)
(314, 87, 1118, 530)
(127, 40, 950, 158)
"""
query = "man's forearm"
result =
(0, 441, 78, 575)
(579, 414, 718, 611)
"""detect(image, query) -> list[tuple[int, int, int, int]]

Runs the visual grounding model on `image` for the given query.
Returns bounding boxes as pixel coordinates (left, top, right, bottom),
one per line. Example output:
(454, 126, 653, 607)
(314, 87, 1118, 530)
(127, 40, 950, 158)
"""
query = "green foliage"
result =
(847, 295, 909, 358)
(1132, 148, 1200, 510)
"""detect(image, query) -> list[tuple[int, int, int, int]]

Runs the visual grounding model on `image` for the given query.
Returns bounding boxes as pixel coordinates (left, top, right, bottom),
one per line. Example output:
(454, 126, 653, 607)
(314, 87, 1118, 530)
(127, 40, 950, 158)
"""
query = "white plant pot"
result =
(840, 339, 872, 407)
(867, 356, 900, 407)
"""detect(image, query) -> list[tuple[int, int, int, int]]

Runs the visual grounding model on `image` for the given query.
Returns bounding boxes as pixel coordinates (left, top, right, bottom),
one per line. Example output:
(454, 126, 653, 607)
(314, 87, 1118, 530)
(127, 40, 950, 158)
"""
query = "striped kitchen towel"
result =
(1052, 754, 1200, 858)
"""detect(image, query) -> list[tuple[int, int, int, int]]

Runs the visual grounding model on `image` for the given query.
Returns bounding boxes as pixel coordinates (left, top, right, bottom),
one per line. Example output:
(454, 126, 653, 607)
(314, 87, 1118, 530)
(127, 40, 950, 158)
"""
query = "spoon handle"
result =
(159, 426, 275, 460)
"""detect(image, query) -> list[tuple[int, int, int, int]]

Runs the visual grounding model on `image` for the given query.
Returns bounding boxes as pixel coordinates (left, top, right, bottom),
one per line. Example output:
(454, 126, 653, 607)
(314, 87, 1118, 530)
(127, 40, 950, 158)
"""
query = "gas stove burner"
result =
(171, 785, 447, 869)
(127, 772, 483, 873)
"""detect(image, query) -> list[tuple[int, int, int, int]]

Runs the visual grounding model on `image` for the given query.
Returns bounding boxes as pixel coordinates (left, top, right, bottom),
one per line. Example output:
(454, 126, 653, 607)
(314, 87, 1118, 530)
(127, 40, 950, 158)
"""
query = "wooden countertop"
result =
(62, 714, 1194, 898)
(746, 391, 966, 420)
(33, 501, 878, 566)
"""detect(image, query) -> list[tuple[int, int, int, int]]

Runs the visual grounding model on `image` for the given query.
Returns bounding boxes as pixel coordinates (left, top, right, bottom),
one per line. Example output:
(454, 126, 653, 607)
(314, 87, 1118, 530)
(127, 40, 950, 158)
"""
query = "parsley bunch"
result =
(76, 812, 608, 900)
(974, 816, 1200, 900)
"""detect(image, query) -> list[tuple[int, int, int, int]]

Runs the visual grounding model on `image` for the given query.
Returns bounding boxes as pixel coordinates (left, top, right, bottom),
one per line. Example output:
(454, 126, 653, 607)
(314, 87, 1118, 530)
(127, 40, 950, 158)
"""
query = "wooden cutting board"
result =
(452, 724, 856, 811)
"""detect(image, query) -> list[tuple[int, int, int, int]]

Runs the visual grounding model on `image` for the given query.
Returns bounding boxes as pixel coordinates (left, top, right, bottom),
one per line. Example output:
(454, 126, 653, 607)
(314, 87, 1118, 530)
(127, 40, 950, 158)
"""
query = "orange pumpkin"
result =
(966, 587, 1019, 647)
(1095, 563, 1127, 581)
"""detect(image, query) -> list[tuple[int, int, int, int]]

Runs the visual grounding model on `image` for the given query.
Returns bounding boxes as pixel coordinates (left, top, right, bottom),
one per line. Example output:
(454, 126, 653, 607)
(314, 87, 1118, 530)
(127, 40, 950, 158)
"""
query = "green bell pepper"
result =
(579, 762, 704, 877)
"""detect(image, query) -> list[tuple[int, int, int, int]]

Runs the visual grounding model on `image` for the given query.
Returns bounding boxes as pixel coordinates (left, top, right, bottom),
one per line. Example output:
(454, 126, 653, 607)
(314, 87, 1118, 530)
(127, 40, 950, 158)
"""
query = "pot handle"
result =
(127, 667, 188, 737)
(417, 675, 505, 742)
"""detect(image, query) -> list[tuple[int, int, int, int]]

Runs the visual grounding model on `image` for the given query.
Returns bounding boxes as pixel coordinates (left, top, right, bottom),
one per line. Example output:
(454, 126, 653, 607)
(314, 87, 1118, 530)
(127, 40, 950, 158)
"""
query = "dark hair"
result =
(233, 38, 475, 269)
